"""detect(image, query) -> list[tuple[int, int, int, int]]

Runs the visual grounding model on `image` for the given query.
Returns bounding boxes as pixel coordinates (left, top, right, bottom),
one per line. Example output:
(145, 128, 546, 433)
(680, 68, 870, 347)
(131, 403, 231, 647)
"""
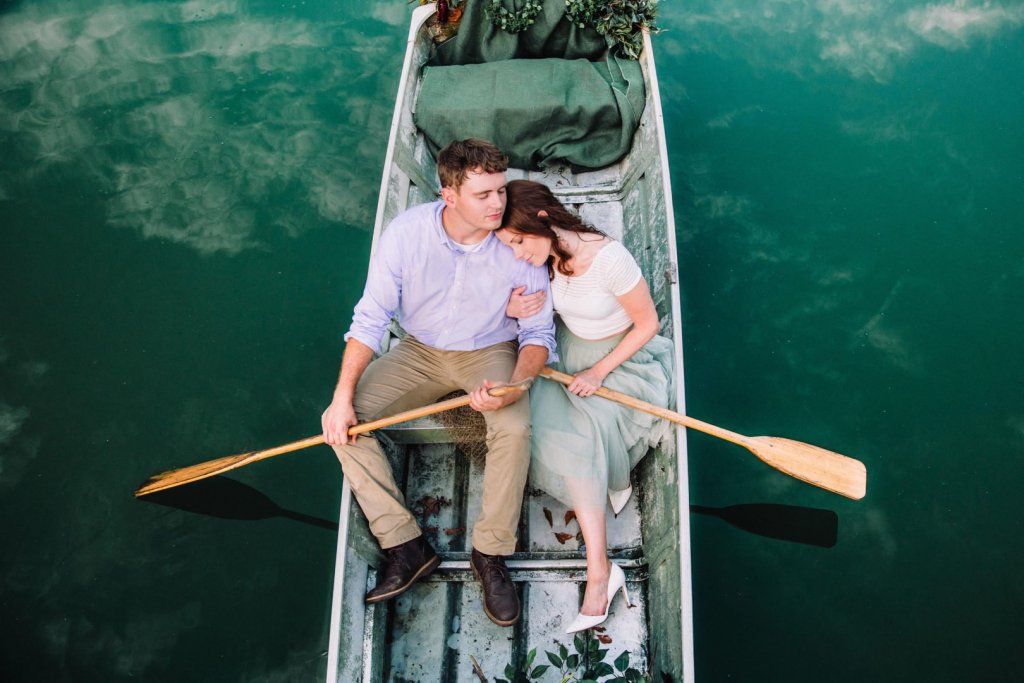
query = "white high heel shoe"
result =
(608, 484, 632, 515)
(565, 562, 631, 633)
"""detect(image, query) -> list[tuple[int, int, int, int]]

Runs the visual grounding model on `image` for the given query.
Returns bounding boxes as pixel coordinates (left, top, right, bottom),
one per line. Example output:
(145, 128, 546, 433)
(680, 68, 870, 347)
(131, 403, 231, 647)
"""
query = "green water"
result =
(1, 1, 1021, 681)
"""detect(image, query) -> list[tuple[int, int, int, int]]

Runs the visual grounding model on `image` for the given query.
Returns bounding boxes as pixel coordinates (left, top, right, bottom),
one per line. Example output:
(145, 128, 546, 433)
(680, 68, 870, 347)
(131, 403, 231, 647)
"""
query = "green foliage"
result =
(564, 0, 660, 59)
(483, 0, 545, 33)
(493, 630, 649, 682)
(482, 1, 659, 58)
(495, 647, 553, 682)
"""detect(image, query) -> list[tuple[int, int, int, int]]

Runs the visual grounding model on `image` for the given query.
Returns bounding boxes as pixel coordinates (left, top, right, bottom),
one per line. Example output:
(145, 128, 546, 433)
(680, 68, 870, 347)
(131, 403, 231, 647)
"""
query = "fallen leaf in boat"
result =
(564, 510, 577, 525)
(416, 495, 451, 517)
(543, 507, 553, 527)
(554, 532, 574, 544)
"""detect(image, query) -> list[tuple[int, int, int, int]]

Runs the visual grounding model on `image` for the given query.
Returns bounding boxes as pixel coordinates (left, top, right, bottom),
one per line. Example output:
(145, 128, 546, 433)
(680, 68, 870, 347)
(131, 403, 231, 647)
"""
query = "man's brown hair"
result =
(436, 139, 509, 191)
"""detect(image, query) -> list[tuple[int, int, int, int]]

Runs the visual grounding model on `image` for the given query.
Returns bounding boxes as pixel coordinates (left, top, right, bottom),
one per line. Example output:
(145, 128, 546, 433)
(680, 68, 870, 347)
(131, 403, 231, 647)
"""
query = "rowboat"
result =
(325, 3, 694, 680)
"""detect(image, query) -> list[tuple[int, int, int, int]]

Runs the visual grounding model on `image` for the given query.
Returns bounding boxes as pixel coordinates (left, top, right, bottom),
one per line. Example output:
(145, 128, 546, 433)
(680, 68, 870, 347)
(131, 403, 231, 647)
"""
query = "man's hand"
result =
(322, 398, 359, 445)
(469, 379, 526, 412)
(322, 339, 375, 446)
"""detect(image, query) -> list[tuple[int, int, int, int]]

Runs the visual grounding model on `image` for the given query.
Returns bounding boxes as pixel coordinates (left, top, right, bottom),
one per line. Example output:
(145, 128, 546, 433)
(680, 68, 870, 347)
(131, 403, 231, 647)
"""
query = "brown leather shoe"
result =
(365, 535, 440, 604)
(470, 548, 520, 626)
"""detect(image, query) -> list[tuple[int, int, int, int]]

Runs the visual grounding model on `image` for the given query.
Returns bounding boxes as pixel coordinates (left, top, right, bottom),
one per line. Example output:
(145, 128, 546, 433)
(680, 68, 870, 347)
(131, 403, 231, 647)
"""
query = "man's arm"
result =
(322, 339, 375, 445)
(512, 263, 557, 362)
(468, 344, 548, 412)
(346, 220, 406, 353)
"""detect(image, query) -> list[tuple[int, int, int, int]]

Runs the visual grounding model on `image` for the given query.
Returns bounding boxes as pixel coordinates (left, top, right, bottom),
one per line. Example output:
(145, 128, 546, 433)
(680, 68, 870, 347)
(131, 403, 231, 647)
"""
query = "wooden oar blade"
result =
(134, 451, 258, 498)
(747, 436, 867, 500)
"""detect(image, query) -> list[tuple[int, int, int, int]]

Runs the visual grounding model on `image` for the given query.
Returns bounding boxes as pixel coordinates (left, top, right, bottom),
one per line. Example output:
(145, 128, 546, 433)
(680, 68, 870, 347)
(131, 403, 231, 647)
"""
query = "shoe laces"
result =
(478, 555, 510, 584)
(386, 543, 417, 573)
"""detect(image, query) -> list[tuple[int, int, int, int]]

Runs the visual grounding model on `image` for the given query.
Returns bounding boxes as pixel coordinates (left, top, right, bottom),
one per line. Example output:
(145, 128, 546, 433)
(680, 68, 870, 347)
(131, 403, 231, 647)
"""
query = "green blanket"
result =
(414, 1, 646, 171)
(415, 56, 643, 171)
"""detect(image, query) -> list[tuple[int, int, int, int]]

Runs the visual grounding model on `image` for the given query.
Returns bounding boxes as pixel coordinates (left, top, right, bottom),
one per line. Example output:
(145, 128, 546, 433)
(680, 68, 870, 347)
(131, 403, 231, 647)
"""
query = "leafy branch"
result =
(492, 630, 649, 682)
(483, 0, 545, 33)
(481, 1, 660, 59)
(564, 0, 661, 59)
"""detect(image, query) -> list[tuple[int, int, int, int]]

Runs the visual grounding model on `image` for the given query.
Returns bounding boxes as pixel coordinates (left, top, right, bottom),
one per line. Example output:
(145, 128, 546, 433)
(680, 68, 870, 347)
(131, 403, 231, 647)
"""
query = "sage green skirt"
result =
(528, 322, 674, 510)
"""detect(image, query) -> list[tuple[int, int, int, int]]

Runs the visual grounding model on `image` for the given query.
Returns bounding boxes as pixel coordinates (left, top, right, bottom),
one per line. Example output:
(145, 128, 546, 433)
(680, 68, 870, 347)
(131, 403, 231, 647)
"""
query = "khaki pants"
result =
(332, 337, 531, 556)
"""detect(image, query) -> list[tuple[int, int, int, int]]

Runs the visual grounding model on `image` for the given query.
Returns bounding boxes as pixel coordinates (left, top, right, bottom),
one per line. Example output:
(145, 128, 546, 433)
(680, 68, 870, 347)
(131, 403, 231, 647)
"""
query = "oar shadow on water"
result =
(690, 503, 838, 548)
(140, 476, 338, 532)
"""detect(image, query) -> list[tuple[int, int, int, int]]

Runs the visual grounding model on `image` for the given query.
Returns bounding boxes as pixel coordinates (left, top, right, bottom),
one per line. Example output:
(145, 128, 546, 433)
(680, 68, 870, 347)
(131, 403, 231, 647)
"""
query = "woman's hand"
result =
(506, 285, 546, 319)
(567, 367, 608, 397)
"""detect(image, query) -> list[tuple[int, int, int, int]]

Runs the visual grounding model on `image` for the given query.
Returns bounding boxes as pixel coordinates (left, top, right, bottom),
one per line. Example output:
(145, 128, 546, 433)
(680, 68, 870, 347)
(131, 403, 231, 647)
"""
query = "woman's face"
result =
(496, 228, 552, 267)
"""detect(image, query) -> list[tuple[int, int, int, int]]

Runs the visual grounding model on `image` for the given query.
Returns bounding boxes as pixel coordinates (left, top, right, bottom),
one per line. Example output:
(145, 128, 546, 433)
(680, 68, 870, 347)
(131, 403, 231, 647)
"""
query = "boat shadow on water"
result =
(139, 476, 338, 532)
(690, 503, 838, 548)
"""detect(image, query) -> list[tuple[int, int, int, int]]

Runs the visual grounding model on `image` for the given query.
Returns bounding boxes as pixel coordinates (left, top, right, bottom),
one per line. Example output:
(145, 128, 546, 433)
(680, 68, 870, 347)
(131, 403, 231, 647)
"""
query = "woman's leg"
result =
(567, 479, 613, 616)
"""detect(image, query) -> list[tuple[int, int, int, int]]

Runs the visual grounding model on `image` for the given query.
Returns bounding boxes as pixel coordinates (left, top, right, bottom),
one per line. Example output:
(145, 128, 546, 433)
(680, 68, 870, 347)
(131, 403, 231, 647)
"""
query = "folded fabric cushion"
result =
(414, 57, 645, 171)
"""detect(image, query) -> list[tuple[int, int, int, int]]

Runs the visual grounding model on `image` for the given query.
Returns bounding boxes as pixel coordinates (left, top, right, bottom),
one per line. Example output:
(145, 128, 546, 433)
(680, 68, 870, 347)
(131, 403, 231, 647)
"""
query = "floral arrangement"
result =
(565, 0, 660, 59)
(478, 1, 659, 57)
(482, 0, 545, 33)
(419, 0, 465, 25)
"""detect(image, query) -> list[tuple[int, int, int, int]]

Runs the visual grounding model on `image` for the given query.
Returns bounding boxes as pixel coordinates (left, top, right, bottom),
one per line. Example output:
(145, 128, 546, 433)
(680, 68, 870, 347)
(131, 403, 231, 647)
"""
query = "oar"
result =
(134, 380, 532, 498)
(539, 367, 867, 500)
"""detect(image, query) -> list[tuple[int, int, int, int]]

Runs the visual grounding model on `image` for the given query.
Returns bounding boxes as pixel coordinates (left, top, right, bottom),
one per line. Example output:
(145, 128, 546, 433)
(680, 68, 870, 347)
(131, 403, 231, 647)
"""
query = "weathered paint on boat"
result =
(325, 4, 694, 681)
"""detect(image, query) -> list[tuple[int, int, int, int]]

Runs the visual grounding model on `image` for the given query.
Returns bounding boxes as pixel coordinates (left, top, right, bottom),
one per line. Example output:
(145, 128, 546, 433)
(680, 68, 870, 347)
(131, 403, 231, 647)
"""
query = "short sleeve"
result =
(601, 241, 643, 296)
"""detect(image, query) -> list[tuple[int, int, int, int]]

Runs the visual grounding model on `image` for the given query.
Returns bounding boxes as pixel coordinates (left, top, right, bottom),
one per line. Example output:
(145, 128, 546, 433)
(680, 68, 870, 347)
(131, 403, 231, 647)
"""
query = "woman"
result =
(497, 180, 674, 633)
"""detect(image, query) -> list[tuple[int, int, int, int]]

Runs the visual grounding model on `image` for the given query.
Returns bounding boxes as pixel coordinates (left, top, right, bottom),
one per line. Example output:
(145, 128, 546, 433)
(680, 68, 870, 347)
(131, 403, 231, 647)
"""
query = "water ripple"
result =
(0, 0, 400, 254)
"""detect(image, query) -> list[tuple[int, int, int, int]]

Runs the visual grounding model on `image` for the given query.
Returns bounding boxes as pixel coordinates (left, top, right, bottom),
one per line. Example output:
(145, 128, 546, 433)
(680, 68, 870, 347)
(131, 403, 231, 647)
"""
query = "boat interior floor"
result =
(363, 441, 651, 680)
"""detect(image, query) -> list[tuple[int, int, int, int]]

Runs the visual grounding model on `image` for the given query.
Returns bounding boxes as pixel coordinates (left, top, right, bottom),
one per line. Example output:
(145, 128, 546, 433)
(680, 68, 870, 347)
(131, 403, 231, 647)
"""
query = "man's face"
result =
(441, 169, 507, 233)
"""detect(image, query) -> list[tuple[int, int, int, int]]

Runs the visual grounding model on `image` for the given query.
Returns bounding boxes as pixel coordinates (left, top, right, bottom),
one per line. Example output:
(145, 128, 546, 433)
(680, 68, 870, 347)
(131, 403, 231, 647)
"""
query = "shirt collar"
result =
(432, 201, 496, 253)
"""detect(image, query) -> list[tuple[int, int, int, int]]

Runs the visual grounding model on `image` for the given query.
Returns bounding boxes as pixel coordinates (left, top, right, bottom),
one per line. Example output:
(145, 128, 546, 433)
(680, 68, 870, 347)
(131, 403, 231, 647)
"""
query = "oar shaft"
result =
(538, 367, 748, 448)
(135, 381, 530, 497)
(227, 393, 482, 470)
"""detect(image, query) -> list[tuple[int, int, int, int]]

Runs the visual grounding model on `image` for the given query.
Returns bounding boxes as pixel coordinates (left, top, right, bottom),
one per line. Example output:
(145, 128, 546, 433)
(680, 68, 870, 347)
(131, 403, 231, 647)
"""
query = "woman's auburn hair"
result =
(503, 180, 605, 278)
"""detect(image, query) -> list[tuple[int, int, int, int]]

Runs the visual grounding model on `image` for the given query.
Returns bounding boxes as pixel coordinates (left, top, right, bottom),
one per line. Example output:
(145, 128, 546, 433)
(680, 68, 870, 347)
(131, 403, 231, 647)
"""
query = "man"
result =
(321, 139, 555, 627)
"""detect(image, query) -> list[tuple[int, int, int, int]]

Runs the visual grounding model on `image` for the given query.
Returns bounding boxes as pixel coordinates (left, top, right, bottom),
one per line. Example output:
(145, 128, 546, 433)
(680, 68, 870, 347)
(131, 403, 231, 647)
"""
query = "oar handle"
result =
(538, 367, 749, 448)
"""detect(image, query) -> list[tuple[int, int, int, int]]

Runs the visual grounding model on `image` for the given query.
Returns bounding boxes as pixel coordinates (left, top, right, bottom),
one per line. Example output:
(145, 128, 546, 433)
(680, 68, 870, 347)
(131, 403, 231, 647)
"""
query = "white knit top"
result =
(552, 240, 643, 340)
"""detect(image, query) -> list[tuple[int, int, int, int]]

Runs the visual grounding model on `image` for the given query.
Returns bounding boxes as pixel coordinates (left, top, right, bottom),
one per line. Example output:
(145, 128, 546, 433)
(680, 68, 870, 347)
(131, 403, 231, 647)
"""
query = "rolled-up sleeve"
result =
(515, 265, 558, 361)
(345, 226, 403, 353)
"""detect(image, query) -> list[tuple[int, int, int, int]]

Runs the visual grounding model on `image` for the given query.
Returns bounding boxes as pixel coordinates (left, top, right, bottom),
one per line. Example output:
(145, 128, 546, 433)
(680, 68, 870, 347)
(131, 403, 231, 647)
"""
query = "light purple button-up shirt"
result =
(345, 201, 557, 358)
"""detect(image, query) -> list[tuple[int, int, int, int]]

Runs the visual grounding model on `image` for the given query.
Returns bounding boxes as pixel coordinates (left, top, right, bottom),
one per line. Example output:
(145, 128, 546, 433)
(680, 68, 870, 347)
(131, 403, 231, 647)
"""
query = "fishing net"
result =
(435, 391, 489, 465)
